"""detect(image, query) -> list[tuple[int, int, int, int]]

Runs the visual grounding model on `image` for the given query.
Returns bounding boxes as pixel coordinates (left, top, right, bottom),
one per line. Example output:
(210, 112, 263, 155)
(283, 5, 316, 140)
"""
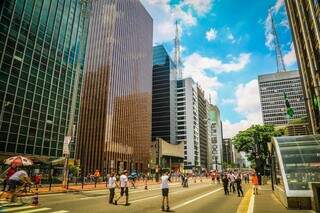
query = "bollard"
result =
(32, 186, 39, 206)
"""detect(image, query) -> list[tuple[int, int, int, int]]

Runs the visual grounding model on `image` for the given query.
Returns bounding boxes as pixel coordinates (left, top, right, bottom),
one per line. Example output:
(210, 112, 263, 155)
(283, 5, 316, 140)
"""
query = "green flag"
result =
(313, 96, 320, 110)
(284, 92, 294, 118)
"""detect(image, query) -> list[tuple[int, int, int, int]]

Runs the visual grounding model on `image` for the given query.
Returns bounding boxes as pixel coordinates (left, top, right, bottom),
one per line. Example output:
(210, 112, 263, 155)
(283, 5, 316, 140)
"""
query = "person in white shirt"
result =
(115, 170, 129, 205)
(9, 170, 31, 191)
(107, 172, 118, 204)
(160, 171, 171, 211)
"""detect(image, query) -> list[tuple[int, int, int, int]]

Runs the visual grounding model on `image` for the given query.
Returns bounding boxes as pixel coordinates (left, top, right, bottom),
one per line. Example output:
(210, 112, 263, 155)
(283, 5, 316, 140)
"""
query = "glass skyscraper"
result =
(0, 0, 89, 159)
(77, 0, 153, 175)
(152, 45, 177, 144)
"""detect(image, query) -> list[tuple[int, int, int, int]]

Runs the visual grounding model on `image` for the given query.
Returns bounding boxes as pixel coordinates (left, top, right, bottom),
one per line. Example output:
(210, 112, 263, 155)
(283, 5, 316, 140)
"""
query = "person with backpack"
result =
(222, 174, 229, 195)
(235, 173, 244, 197)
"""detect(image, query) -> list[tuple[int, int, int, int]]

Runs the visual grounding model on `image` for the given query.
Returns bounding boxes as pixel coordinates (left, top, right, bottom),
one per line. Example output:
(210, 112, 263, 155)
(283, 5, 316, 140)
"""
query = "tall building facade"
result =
(0, 0, 89, 159)
(222, 138, 234, 166)
(207, 104, 223, 171)
(198, 88, 208, 169)
(258, 71, 307, 126)
(77, 0, 153, 175)
(152, 45, 176, 144)
(285, 0, 320, 134)
(176, 78, 200, 169)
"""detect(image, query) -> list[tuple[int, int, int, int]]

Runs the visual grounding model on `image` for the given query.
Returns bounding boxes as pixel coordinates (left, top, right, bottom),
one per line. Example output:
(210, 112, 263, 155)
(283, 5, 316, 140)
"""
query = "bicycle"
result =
(10, 182, 36, 205)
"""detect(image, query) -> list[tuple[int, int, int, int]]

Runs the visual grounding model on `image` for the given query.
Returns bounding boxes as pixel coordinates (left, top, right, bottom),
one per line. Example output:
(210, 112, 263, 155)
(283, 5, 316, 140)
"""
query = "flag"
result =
(313, 96, 320, 111)
(284, 92, 294, 118)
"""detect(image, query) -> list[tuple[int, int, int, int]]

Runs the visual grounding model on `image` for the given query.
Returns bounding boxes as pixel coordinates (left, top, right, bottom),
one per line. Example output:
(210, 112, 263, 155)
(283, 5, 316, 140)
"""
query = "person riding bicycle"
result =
(8, 170, 32, 202)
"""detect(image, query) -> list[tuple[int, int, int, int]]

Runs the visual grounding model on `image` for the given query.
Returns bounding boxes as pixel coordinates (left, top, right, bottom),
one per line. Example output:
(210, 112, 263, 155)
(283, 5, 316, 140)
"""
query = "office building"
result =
(176, 78, 200, 169)
(198, 88, 208, 169)
(222, 138, 234, 166)
(258, 71, 307, 126)
(77, 0, 153, 175)
(152, 45, 177, 144)
(0, 0, 89, 159)
(285, 0, 320, 134)
(207, 104, 223, 171)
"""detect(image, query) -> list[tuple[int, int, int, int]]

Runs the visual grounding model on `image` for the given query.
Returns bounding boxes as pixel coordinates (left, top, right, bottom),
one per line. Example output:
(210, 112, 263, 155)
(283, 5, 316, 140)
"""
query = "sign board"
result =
(63, 136, 71, 155)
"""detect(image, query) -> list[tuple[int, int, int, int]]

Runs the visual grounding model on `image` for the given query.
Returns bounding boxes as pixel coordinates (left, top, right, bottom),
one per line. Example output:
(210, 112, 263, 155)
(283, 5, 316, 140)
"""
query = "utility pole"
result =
(62, 0, 90, 188)
(0, 101, 11, 130)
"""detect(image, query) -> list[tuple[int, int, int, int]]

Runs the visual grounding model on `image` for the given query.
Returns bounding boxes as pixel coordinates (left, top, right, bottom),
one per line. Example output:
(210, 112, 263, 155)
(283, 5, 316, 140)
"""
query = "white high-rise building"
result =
(176, 78, 200, 169)
(207, 104, 223, 171)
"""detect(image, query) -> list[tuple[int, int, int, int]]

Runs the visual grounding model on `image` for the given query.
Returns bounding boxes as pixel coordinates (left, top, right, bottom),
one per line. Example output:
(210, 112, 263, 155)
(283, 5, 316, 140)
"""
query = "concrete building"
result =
(77, 0, 153, 175)
(207, 104, 223, 171)
(152, 45, 177, 144)
(176, 78, 200, 170)
(0, 0, 89, 160)
(198, 88, 208, 169)
(258, 71, 307, 126)
(222, 138, 234, 166)
(285, 0, 320, 134)
(150, 138, 184, 172)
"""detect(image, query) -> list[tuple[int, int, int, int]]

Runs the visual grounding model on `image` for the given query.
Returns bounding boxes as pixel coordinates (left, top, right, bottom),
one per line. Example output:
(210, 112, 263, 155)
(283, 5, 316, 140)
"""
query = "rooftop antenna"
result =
(174, 20, 182, 79)
(270, 11, 286, 72)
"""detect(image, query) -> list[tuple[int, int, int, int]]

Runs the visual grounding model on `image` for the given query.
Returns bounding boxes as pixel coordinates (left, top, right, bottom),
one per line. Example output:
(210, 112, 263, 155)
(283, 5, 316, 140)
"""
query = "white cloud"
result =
(227, 33, 236, 43)
(182, 52, 251, 104)
(222, 98, 235, 105)
(264, 0, 285, 49)
(141, 0, 199, 44)
(183, 0, 213, 15)
(283, 43, 297, 66)
(222, 80, 263, 138)
(184, 52, 251, 74)
(206, 28, 217, 41)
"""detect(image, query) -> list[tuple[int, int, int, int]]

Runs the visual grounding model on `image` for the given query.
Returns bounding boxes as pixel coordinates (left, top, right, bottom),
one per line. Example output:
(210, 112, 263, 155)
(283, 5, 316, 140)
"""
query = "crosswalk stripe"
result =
(13, 207, 51, 213)
(0, 205, 36, 212)
(49, 211, 69, 213)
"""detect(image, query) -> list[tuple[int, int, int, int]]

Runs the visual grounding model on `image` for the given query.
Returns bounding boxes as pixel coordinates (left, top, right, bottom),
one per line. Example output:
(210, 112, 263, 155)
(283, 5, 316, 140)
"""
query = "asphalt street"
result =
(0, 181, 247, 213)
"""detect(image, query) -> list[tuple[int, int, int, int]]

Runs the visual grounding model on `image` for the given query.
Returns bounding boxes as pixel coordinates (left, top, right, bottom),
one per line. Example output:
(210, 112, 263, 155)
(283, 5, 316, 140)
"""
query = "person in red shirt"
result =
(3, 164, 17, 191)
(251, 173, 259, 195)
(34, 173, 42, 188)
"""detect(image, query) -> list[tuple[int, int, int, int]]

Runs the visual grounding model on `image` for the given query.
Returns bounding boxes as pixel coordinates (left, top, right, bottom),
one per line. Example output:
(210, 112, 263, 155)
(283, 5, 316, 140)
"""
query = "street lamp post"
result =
(62, 0, 90, 188)
(0, 101, 11, 130)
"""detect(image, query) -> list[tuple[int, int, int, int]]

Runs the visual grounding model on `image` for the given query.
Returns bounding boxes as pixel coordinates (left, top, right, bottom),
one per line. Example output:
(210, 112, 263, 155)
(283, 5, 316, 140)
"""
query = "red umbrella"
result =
(4, 155, 33, 166)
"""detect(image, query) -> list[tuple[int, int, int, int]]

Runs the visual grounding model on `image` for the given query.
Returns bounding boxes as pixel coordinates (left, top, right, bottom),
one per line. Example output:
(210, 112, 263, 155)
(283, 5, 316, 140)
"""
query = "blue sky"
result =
(141, 0, 298, 137)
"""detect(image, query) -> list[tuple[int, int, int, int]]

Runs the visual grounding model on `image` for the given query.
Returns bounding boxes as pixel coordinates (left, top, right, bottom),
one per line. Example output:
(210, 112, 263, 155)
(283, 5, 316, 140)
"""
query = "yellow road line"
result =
(236, 187, 253, 213)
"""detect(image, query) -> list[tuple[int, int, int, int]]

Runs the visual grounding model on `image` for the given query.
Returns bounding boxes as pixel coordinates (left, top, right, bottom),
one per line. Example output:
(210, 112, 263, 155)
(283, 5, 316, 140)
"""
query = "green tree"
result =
(232, 124, 283, 169)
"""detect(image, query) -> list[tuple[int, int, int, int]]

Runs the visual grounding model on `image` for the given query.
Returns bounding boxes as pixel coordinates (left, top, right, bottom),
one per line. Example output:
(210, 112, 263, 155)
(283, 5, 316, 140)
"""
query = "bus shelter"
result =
(269, 135, 320, 210)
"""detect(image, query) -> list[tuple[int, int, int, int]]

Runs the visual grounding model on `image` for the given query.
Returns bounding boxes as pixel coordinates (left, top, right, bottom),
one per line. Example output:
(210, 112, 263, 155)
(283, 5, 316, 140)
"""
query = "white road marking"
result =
(17, 207, 51, 213)
(79, 183, 188, 200)
(129, 185, 219, 204)
(247, 192, 255, 213)
(49, 210, 69, 213)
(171, 188, 223, 210)
(0, 205, 36, 212)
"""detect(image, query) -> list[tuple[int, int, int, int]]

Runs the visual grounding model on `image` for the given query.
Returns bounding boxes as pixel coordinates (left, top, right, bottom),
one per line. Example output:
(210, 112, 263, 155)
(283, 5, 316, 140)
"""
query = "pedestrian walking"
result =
(252, 173, 259, 195)
(228, 172, 236, 193)
(107, 172, 117, 204)
(222, 175, 229, 195)
(235, 174, 244, 197)
(115, 170, 129, 206)
(160, 171, 171, 211)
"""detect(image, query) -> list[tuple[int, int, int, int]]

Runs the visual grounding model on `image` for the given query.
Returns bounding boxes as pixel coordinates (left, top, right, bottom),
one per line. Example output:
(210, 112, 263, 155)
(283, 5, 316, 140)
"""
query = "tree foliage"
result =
(232, 124, 283, 164)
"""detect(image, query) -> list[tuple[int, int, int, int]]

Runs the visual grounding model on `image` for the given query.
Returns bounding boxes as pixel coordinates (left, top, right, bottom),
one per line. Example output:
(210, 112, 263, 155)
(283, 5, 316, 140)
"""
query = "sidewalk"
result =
(252, 185, 313, 213)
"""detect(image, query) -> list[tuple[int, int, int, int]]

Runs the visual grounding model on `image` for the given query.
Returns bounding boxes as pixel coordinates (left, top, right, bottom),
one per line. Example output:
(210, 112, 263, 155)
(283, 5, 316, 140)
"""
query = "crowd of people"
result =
(105, 169, 260, 212)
